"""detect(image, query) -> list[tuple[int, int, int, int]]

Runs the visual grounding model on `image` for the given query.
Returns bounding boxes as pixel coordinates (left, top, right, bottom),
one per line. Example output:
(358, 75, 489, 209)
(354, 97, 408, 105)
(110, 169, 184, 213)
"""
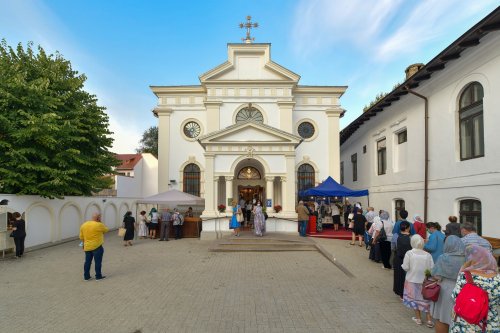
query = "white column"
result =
(202, 154, 215, 216)
(225, 176, 234, 213)
(281, 154, 297, 216)
(266, 176, 275, 213)
(326, 108, 343, 180)
(213, 176, 219, 212)
(155, 107, 173, 192)
(280, 176, 287, 213)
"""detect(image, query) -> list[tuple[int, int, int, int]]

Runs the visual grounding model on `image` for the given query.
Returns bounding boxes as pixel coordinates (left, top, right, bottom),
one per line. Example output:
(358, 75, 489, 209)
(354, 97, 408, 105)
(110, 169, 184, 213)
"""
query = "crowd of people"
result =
(345, 205, 499, 332)
(230, 196, 268, 237)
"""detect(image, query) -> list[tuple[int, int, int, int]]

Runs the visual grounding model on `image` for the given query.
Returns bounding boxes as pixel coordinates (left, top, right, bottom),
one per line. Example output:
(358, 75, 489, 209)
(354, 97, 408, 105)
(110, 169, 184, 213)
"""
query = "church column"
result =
(202, 154, 215, 216)
(225, 176, 234, 213)
(155, 107, 173, 192)
(277, 101, 295, 133)
(283, 154, 296, 215)
(280, 176, 288, 213)
(265, 176, 275, 213)
(326, 108, 343, 180)
(204, 101, 222, 133)
(213, 176, 219, 212)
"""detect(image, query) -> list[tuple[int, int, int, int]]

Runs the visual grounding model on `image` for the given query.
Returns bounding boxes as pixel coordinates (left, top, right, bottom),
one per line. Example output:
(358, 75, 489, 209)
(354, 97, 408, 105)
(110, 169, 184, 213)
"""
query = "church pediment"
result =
(198, 121, 302, 148)
(199, 44, 300, 83)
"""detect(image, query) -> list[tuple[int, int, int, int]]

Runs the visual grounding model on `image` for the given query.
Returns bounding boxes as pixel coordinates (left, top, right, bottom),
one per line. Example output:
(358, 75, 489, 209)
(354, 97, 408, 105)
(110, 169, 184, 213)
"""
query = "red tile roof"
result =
(116, 154, 143, 171)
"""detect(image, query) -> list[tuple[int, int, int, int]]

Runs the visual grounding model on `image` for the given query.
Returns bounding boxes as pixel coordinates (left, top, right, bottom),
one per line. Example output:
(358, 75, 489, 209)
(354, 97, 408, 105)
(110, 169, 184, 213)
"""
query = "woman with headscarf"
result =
(430, 235, 465, 333)
(450, 245, 499, 333)
(402, 234, 435, 328)
(424, 222, 445, 264)
(413, 214, 427, 240)
(122, 211, 135, 246)
(148, 207, 159, 239)
(375, 210, 394, 269)
(368, 215, 382, 263)
(393, 221, 412, 298)
(253, 200, 265, 237)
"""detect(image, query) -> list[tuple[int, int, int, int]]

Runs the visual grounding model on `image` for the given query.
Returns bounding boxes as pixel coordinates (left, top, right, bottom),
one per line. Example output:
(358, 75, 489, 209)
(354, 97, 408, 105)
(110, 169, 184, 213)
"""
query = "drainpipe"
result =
(404, 87, 429, 223)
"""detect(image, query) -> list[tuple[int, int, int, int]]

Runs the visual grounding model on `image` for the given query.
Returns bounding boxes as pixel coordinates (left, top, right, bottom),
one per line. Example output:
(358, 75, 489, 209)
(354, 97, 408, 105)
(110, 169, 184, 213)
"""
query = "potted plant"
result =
(274, 204, 282, 213)
(217, 204, 226, 213)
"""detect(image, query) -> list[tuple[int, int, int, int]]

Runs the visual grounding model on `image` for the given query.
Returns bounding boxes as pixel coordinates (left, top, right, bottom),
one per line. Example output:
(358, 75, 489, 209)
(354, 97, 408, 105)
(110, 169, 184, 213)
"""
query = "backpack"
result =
(453, 271, 489, 332)
(179, 214, 184, 225)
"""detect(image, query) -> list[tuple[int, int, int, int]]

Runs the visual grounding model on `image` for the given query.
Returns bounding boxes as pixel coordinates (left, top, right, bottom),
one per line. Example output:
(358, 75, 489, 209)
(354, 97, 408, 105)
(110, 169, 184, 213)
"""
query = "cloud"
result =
(107, 114, 142, 154)
(291, 0, 403, 57)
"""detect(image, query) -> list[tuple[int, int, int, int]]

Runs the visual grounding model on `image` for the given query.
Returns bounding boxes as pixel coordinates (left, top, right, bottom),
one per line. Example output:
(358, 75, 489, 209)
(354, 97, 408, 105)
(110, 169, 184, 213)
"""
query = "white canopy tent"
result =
(137, 189, 205, 206)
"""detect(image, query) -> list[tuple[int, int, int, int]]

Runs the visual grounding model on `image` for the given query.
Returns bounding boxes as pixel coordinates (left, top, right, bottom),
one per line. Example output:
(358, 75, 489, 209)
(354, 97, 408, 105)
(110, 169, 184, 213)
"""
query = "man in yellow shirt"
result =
(79, 213, 109, 281)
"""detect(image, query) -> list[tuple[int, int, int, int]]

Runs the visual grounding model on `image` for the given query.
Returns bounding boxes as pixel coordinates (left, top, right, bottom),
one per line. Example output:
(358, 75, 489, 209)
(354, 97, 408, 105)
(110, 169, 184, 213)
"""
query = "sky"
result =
(1, 0, 498, 153)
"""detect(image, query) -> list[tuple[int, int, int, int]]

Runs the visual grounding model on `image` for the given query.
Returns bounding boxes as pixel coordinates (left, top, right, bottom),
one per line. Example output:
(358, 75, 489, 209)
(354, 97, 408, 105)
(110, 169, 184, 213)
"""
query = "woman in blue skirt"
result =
(229, 199, 241, 236)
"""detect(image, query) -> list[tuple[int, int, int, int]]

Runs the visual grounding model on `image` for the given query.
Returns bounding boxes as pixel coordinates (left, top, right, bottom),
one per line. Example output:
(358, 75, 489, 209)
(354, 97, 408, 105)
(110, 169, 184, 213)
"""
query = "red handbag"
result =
(422, 277, 441, 302)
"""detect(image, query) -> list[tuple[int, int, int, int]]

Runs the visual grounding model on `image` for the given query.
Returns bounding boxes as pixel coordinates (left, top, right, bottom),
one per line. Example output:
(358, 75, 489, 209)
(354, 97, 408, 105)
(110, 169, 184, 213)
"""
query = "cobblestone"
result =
(0, 234, 430, 333)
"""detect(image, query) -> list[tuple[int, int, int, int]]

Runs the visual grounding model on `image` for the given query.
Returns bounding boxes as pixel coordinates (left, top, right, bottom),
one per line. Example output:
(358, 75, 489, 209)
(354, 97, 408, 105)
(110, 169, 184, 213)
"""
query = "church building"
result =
(151, 21, 346, 239)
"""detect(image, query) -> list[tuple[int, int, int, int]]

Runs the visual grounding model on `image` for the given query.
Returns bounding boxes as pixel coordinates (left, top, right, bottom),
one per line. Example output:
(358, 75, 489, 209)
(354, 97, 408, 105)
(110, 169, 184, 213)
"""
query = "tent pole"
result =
(367, 194, 370, 207)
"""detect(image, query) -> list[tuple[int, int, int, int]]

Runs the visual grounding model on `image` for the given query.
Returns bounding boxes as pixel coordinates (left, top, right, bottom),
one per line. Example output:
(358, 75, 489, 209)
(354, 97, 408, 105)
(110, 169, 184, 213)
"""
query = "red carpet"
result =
(307, 228, 352, 240)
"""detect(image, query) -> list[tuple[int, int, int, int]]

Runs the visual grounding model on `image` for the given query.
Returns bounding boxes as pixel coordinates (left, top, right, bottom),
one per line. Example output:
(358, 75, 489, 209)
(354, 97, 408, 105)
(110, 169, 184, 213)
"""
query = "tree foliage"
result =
(136, 126, 158, 158)
(0, 40, 119, 198)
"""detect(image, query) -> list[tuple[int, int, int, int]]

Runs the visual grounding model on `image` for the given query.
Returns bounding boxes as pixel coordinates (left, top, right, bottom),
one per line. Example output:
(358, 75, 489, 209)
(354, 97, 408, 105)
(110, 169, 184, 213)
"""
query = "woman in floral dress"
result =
(137, 210, 148, 239)
(253, 200, 265, 237)
(450, 245, 499, 333)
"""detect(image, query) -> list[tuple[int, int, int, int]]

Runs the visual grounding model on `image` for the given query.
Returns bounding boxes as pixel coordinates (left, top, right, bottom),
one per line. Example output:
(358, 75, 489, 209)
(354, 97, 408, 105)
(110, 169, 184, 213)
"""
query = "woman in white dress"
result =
(253, 201, 265, 237)
(138, 210, 148, 239)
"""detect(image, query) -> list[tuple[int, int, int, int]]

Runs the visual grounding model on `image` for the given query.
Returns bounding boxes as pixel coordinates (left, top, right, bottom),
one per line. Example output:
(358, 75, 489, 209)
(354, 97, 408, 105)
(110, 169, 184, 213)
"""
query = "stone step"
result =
(209, 245, 318, 252)
(209, 241, 318, 252)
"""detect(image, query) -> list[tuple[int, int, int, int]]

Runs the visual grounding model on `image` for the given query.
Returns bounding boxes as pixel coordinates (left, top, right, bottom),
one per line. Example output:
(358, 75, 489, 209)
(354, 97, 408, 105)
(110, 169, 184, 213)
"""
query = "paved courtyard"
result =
(0, 233, 431, 333)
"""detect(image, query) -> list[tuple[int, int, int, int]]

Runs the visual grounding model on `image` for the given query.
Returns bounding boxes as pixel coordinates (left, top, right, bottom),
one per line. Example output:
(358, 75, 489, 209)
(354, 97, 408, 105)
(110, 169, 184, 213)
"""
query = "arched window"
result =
(236, 105, 264, 123)
(459, 82, 484, 160)
(459, 199, 482, 235)
(183, 164, 200, 197)
(297, 164, 315, 195)
(394, 199, 405, 221)
(237, 166, 261, 180)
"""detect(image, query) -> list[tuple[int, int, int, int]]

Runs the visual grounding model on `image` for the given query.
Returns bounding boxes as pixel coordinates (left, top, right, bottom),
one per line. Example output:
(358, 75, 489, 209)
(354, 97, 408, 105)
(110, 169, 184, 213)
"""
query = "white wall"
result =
(117, 153, 158, 197)
(1, 194, 137, 249)
(340, 31, 500, 238)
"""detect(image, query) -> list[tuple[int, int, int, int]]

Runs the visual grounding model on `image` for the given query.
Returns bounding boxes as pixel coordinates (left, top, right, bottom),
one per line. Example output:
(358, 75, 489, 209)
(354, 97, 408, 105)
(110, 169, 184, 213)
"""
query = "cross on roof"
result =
(239, 16, 258, 44)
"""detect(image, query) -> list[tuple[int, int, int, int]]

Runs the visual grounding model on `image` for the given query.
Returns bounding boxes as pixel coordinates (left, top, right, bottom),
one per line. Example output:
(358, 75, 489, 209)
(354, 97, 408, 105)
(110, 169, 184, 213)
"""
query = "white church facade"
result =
(151, 43, 346, 239)
(340, 8, 500, 239)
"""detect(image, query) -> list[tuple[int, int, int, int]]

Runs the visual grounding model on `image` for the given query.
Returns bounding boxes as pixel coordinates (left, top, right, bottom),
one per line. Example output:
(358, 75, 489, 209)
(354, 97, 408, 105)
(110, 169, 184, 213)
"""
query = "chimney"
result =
(405, 63, 424, 79)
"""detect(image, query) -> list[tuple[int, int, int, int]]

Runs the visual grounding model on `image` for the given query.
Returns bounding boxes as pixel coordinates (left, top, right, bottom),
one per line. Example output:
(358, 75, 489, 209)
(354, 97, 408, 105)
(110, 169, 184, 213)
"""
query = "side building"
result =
(340, 7, 500, 239)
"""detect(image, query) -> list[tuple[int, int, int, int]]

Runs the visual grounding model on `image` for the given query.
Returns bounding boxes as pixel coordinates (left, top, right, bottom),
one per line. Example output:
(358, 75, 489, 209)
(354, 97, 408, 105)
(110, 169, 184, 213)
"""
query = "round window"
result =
(298, 122, 315, 139)
(236, 106, 264, 123)
(183, 121, 201, 138)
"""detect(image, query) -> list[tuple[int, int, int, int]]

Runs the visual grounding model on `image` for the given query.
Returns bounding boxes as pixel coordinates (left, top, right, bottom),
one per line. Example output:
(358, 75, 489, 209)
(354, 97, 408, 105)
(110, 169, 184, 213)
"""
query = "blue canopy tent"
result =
(299, 176, 368, 197)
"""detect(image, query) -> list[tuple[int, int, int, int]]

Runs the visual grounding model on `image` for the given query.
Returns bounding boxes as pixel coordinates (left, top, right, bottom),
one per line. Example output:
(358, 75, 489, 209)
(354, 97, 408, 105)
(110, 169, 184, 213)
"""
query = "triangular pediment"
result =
(198, 122, 302, 147)
(199, 44, 300, 83)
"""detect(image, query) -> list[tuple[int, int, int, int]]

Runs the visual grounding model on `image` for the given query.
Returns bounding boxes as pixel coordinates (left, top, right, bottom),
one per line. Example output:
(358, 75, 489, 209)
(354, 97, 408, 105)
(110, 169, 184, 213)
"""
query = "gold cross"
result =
(239, 16, 258, 44)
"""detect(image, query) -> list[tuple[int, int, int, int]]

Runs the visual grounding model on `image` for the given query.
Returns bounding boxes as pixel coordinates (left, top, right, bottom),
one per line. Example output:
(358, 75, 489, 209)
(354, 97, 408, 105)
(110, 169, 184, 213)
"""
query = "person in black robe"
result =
(393, 221, 412, 298)
(123, 211, 135, 246)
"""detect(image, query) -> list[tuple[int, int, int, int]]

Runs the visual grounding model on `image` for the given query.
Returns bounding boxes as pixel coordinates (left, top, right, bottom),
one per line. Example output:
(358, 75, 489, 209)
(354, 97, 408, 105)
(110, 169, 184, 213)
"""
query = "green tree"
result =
(0, 40, 119, 198)
(136, 126, 158, 158)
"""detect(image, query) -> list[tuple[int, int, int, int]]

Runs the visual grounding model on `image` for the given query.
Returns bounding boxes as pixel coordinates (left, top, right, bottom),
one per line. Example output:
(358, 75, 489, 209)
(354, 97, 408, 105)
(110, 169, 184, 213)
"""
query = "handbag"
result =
(236, 212, 243, 223)
(10, 231, 15, 237)
(348, 221, 354, 229)
(422, 277, 441, 302)
(117, 227, 126, 237)
(377, 221, 387, 242)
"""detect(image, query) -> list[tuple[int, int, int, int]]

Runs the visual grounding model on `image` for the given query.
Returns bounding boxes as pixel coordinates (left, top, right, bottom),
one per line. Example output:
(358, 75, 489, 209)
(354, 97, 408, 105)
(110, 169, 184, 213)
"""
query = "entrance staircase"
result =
(209, 232, 317, 252)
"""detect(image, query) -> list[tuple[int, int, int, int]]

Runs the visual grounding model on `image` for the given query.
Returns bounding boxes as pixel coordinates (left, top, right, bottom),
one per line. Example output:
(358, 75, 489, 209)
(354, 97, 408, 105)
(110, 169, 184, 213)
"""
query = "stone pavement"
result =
(0, 233, 431, 333)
